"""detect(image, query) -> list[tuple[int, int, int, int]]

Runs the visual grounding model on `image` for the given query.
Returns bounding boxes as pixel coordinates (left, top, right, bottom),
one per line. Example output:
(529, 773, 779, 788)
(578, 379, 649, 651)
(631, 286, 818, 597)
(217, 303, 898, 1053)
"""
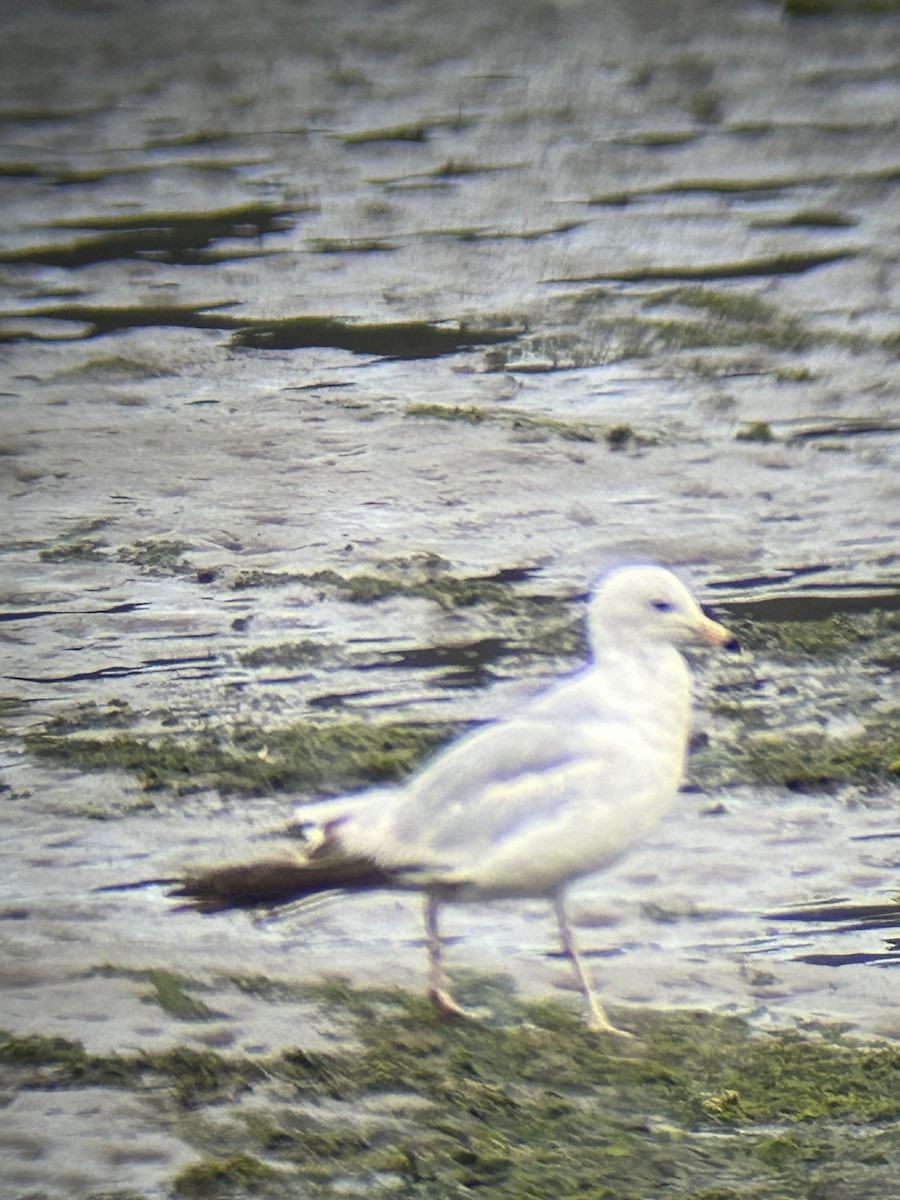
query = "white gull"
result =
(168, 563, 733, 1033)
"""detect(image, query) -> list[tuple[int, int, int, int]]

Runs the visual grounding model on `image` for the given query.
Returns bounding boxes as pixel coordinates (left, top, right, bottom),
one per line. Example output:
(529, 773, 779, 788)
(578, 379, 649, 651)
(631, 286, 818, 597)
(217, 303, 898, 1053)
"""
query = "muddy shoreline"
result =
(2, 1, 900, 1196)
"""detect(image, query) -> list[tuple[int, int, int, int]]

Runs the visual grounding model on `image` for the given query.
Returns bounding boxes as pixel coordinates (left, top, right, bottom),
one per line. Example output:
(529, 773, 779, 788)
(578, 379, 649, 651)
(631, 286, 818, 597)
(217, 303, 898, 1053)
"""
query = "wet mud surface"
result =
(2, 1, 900, 1197)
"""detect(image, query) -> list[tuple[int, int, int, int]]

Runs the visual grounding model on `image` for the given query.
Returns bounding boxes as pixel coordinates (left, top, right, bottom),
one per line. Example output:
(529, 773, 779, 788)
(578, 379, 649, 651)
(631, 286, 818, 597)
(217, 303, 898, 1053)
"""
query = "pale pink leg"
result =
(554, 894, 633, 1036)
(424, 894, 475, 1019)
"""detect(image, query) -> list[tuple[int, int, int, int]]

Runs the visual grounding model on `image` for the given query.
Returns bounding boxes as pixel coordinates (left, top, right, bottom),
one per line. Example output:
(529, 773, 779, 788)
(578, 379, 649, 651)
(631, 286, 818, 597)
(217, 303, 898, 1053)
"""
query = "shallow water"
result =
(2, 1, 900, 1196)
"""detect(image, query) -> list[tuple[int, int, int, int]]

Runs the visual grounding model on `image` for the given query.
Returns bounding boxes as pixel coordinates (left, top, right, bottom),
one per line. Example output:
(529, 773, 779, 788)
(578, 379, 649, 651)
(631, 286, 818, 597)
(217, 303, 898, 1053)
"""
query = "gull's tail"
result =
(96, 854, 395, 915)
(168, 854, 394, 914)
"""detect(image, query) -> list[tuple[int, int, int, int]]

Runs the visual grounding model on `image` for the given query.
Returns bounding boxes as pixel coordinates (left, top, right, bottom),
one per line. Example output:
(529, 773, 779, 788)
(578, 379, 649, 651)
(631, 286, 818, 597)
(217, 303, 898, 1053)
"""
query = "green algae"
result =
(55, 353, 178, 380)
(35, 699, 137, 734)
(239, 640, 332, 668)
(24, 712, 461, 797)
(4, 983, 899, 1200)
(691, 603, 900, 791)
(736, 421, 775, 443)
(736, 725, 900, 791)
(663, 286, 832, 354)
(117, 539, 192, 574)
(405, 398, 636, 448)
(145, 969, 221, 1021)
(501, 297, 838, 366)
(13, 303, 518, 356)
(90, 966, 222, 1021)
(82, 1189, 154, 1200)
(404, 401, 488, 424)
(672, 287, 790, 327)
(38, 535, 192, 573)
(229, 561, 555, 617)
(404, 400, 598, 443)
(727, 609, 900, 660)
(692, 709, 900, 793)
(230, 569, 300, 590)
(39, 537, 109, 562)
(173, 1153, 281, 1199)
(774, 366, 815, 383)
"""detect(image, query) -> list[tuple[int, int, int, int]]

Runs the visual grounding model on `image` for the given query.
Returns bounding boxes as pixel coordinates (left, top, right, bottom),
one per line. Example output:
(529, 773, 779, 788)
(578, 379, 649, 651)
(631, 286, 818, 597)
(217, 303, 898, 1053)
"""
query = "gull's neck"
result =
(587, 635, 693, 738)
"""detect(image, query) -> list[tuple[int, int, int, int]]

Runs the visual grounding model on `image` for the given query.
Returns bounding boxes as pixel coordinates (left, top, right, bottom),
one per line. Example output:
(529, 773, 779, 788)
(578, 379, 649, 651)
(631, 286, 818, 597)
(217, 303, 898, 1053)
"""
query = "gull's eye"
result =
(650, 599, 674, 612)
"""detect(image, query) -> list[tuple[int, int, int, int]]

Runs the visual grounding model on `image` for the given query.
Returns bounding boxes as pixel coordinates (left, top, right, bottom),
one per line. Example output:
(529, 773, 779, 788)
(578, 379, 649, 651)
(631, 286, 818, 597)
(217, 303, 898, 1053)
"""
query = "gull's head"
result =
(587, 564, 732, 650)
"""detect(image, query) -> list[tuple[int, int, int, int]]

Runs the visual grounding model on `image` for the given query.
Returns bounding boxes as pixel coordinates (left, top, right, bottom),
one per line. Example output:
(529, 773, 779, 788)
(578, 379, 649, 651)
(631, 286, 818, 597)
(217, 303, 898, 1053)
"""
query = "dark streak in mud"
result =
(10, 653, 218, 685)
(549, 248, 860, 285)
(1, 202, 306, 267)
(0, 601, 147, 623)
(716, 588, 900, 621)
(5, 302, 520, 358)
(231, 316, 521, 357)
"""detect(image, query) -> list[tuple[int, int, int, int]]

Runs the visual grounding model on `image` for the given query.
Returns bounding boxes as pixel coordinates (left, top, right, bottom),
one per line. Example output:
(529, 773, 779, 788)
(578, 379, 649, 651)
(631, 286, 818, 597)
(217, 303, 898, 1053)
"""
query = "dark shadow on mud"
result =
(768, 895, 900, 966)
(0, 201, 306, 267)
(5, 301, 521, 358)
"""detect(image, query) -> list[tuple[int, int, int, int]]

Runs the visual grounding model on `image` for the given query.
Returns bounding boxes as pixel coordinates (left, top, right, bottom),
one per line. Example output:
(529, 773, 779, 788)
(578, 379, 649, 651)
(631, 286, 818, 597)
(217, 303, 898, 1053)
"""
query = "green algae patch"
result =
(39, 537, 109, 562)
(405, 396, 638, 448)
(117, 539, 192, 574)
(0, 1030, 95, 1071)
(736, 725, 900, 792)
(736, 421, 775, 442)
(404, 401, 488, 425)
(90, 965, 223, 1021)
(239, 640, 332, 668)
(13, 300, 242, 342)
(229, 560, 562, 620)
(230, 569, 301, 590)
(255, 993, 900, 1199)
(33, 698, 138, 734)
(404, 400, 598, 443)
(492, 291, 850, 366)
(662, 286, 846, 355)
(0, 1030, 265, 1109)
(4, 984, 900, 1199)
(37, 535, 193, 573)
(24, 712, 461, 797)
(7, 984, 900, 1200)
(55, 352, 179, 381)
(729, 609, 900, 660)
(173, 1152, 281, 1199)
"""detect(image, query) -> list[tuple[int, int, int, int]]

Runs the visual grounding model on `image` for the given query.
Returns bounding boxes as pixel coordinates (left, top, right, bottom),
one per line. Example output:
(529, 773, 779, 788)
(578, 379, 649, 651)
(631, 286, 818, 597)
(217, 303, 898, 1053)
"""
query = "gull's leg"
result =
(424, 894, 474, 1019)
(553, 894, 633, 1036)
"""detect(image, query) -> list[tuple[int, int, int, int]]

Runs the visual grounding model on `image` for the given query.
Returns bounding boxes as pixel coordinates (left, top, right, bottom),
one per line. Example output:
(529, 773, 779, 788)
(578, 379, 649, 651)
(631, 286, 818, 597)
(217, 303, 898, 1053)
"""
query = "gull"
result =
(161, 564, 733, 1033)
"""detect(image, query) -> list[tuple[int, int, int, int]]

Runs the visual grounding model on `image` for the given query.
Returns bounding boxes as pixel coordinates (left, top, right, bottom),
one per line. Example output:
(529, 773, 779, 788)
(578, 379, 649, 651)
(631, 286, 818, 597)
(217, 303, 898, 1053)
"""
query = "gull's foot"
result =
(427, 986, 481, 1021)
(587, 1017, 636, 1038)
(586, 1005, 636, 1038)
